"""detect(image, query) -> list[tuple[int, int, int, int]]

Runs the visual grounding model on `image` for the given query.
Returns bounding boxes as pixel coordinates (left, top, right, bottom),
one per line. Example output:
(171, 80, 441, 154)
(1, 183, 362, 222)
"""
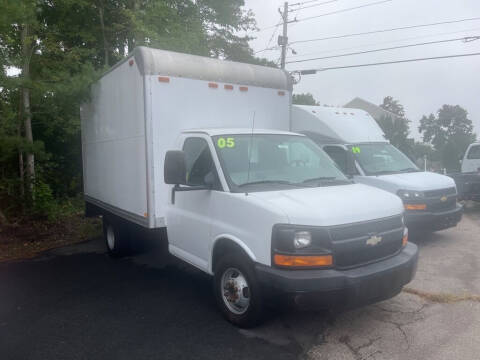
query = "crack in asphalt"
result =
(339, 334, 383, 360)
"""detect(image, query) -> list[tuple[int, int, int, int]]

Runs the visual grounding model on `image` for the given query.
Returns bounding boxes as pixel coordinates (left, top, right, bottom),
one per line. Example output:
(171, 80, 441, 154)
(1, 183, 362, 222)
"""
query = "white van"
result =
(81, 47, 418, 327)
(291, 105, 463, 232)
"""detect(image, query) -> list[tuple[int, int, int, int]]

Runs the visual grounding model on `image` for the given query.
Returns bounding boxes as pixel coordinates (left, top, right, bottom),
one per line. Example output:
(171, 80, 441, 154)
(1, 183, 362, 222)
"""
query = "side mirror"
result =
(164, 150, 187, 185)
(345, 151, 357, 177)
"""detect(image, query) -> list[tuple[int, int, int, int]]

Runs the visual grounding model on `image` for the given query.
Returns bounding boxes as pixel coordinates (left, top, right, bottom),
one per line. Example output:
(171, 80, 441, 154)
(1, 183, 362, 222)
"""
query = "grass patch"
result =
(0, 213, 101, 262)
(403, 287, 480, 303)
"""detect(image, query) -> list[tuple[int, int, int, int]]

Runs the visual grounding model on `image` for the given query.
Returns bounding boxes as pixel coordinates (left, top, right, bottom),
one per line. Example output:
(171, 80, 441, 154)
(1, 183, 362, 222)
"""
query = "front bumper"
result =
(255, 243, 418, 310)
(405, 203, 463, 231)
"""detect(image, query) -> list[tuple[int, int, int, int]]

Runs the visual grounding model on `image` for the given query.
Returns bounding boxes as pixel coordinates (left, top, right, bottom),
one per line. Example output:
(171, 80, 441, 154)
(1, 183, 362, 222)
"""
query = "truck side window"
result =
(183, 138, 219, 189)
(323, 146, 348, 173)
(467, 145, 480, 159)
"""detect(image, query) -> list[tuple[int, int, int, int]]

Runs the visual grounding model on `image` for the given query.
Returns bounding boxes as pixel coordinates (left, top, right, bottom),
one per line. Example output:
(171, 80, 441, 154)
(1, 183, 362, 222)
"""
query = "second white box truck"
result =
(81, 47, 418, 327)
(291, 105, 463, 232)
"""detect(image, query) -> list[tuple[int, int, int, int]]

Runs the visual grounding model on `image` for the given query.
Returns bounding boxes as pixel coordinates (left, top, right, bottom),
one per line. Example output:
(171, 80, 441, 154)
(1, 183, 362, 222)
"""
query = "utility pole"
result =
(279, 2, 288, 69)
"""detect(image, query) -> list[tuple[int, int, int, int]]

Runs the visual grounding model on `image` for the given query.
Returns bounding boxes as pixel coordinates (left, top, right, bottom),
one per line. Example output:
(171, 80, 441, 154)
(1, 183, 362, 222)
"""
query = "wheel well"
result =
(212, 238, 252, 273)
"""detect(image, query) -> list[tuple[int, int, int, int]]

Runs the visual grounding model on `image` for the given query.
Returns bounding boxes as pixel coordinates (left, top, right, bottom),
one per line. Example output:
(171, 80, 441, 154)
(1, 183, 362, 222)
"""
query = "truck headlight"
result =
(294, 231, 312, 249)
(397, 189, 425, 199)
(272, 225, 333, 268)
(398, 190, 427, 210)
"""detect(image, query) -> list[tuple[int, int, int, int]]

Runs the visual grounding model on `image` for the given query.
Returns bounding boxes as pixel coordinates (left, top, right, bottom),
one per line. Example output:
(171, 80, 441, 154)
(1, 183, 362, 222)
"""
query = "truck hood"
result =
(374, 171, 456, 191)
(250, 183, 403, 226)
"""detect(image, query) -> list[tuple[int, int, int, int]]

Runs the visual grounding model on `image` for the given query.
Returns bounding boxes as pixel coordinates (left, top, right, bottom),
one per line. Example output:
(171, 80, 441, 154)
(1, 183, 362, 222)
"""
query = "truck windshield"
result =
(352, 143, 419, 176)
(213, 134, 349, 192)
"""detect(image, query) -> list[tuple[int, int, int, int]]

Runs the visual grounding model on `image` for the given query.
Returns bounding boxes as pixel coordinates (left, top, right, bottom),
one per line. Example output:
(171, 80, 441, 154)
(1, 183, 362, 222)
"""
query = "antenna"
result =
(246, 111, 256, 187)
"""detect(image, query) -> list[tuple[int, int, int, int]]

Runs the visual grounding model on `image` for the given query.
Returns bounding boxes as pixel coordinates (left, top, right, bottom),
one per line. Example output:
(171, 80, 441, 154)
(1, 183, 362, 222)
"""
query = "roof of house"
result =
(344, 97, 401, 121)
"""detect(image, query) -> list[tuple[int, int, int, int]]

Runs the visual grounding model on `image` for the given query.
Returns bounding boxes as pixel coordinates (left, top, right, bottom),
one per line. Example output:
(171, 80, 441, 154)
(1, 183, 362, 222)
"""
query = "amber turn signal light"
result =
(404, 204, 426, 210)
(274, 254, 333, 267)
(402, 230, 408, 247)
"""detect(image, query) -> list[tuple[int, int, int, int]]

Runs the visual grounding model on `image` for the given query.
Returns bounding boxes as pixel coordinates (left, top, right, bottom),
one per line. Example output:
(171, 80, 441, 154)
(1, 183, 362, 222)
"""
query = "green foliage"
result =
(377, 96, 413, 158)
(31, 178, 55, 218)
(292, 93, 319, 106)
(419, 105, 477, 171)
(0, 0, 269, 219)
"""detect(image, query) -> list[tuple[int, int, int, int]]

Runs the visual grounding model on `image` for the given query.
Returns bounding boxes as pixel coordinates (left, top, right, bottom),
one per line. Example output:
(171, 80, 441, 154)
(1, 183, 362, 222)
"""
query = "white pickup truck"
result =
(81, 47, 418, 327)
(449, 142, 480, 202)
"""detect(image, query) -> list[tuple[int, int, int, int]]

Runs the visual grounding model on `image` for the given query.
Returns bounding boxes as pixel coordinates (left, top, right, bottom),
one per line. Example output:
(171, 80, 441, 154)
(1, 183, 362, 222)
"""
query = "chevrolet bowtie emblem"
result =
(440, 196, 447, 202)
(366, 235, 382, 246)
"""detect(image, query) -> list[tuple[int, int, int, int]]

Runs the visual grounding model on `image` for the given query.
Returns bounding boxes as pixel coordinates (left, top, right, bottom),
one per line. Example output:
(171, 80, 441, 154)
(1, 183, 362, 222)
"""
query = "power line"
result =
(255, 16, 283, 54)
(290, 16, 480, 44)
(288, 0, 330, 7)
(288, 0, 341, 12)
(258, 0, 394, 31)
(293, 0, 395, 24)
(292, 52, 480, 74)
(287, 26, 480, 59)
(286, 35, 480, 63)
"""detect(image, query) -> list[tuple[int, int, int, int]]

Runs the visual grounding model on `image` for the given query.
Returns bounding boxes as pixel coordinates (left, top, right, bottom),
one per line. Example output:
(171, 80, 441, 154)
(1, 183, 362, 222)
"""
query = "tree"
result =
(292, 93, 319, 106)
(419, 105, 476, 171)
(0, 0, 270, 218)
(1, 0, 41, 195)
(377, 96, 412, 158)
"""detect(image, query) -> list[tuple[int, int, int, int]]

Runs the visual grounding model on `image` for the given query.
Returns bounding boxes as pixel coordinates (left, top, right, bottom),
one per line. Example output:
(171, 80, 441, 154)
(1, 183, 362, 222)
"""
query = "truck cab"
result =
(163, 128, 417, 326)
(291, 105, 463, 232)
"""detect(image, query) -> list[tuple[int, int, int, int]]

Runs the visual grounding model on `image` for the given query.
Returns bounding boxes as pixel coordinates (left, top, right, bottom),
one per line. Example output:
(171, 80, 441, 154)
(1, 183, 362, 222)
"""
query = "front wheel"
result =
(214, 254, 264, 328)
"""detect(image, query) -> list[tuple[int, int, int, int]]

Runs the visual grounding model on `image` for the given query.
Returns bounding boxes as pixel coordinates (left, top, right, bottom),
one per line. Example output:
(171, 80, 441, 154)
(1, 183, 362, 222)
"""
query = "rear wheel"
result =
(103, 216, 131, 257)
(214, 253, 264, 328)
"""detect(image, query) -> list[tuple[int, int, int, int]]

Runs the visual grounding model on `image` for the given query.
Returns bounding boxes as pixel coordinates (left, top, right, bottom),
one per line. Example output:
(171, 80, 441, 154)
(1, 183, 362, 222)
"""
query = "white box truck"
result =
(291, 105, 463, 232)
(81, 47, 418, 327)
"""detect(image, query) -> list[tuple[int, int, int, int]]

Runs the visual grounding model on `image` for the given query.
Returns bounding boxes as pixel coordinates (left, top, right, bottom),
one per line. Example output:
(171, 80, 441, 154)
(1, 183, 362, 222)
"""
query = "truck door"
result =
(166, 136, 221, 271)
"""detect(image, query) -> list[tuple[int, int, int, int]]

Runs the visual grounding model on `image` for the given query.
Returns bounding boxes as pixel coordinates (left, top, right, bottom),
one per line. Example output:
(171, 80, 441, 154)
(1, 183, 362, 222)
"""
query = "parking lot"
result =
(1, 204, 479, 360)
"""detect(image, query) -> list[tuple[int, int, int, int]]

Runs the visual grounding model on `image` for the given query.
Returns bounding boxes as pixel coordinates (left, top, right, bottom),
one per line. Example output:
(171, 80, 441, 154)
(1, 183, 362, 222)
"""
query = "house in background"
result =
(344, 97, 401, 123)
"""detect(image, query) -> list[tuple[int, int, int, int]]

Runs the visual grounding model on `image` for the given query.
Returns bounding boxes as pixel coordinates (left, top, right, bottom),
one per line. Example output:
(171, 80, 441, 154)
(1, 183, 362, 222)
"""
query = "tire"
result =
(103, 216, 131, 257)
(214, 253, 264, 328)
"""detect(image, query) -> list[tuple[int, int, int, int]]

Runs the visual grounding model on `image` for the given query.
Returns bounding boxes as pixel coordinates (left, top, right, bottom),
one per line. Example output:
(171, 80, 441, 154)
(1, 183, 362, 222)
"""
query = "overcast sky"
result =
(244, 0, 480, 140)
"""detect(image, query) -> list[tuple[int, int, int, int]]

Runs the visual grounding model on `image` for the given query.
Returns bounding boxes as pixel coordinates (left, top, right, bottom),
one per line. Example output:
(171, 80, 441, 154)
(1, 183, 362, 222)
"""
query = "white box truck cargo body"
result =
(81, 47, 292, 229)
(81, 48, 418, 327)
(291, 105, 463, 231)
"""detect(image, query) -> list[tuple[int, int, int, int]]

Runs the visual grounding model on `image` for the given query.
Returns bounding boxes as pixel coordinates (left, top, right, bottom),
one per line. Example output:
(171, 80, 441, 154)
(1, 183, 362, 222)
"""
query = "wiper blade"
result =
(398, 167, 419, 173)
(238, 180, 301, 187)
(371, 170, 396, 175)
(301, 176, 338, 183)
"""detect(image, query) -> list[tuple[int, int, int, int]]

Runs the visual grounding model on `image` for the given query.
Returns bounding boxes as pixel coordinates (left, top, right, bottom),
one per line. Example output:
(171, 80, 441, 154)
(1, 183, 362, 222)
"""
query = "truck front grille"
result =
(328, 215, 404, 269)
(424, 187, 456, 198)
(427, 196, 457, 212)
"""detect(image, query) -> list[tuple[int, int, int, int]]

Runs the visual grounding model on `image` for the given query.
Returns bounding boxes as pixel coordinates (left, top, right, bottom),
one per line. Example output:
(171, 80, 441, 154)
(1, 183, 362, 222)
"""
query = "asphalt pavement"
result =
(1, 203, 479, 360)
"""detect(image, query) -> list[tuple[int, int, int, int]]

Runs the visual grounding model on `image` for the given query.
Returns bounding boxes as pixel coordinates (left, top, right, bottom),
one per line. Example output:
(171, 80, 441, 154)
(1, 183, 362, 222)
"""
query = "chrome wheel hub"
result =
(221, 268, 250, 315)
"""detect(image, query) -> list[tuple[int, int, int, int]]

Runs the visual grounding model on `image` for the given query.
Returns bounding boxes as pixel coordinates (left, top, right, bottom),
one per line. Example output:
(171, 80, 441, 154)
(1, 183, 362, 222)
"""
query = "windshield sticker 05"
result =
(217, 137, 235, 149)
(352, 146, 361, 154)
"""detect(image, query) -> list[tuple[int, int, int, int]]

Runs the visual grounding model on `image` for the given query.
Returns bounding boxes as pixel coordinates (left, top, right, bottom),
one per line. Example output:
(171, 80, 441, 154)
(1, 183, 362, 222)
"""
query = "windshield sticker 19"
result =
(352, 146, 361, 154)
(217, 137, 235, 149)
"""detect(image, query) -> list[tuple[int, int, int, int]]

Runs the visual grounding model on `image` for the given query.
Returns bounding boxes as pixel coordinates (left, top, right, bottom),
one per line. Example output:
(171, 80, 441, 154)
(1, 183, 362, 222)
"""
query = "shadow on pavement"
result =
(0, 247, 299, 360)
